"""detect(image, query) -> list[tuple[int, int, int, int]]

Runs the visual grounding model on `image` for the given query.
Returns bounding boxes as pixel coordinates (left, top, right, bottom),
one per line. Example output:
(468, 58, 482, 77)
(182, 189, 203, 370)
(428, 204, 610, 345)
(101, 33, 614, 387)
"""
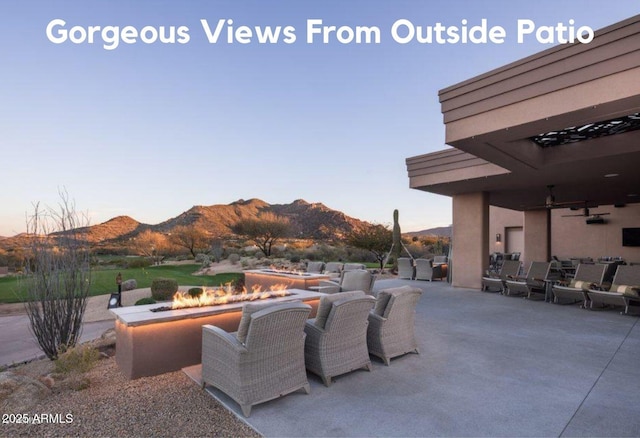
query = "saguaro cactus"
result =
(392, 209, 401, 272)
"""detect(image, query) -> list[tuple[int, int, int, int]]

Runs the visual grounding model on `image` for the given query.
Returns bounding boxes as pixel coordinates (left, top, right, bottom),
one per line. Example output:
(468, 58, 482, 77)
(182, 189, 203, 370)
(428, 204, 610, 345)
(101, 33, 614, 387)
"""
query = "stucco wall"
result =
(551, 204, 640, 263)
(488, 203, 640, 264)
(452, 192, 489, 289)
(490, 206, 523, 255)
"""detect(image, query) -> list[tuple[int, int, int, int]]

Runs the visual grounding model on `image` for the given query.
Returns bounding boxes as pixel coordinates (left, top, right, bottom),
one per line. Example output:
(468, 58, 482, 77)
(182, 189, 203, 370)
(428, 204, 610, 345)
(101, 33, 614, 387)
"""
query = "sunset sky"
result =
(1, 1, 637, 236)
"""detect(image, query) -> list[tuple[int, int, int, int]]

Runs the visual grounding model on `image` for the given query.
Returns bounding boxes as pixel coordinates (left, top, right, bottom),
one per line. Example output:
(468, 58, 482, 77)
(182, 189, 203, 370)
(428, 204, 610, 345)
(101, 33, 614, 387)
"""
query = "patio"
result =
(186, 278, 640, 437)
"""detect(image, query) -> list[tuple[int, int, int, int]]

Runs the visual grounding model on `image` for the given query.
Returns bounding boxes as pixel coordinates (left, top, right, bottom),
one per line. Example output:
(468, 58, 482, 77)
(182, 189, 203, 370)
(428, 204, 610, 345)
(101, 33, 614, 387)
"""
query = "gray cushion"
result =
(375, 286, 420, 317)
(237, 301, 276, 344)
(314, 290, 365, 329)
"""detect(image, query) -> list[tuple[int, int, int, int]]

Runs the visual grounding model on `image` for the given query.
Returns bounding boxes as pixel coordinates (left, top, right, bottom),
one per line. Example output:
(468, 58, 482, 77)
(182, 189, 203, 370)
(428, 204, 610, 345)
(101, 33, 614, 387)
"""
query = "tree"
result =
(169, 225, 209, 257)
(345, 224, 393, 270)
(230, 212, 291, 257)
(22, 191, 91, 360)
(133, 229, 169, 265)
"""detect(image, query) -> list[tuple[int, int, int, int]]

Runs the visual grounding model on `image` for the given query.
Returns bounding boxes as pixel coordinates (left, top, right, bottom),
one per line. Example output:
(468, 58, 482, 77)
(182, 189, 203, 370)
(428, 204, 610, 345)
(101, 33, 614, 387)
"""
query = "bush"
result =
(135, 297, 157, 305)
(54, 344, 100, 375)
(195, 253, 209, 264)
(151, 277, 179, 301)
(125, 258, 152, 269)
(188, 287, 203, 298)
(121, 279, 137, 291)
(228, 253, 240, 265)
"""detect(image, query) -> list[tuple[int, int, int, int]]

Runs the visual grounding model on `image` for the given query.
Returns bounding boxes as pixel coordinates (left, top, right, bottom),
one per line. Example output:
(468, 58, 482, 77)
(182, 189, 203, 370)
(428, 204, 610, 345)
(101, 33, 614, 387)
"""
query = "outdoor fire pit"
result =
(110, 288, 325, 379)
(244, 269, 330, 291)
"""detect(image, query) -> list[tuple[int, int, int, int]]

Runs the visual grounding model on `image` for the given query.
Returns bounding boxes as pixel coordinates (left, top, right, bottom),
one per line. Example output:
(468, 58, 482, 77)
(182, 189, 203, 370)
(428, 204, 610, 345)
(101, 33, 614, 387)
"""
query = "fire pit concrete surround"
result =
(244, 269, 331, 290)
(111, 289, 324, 379)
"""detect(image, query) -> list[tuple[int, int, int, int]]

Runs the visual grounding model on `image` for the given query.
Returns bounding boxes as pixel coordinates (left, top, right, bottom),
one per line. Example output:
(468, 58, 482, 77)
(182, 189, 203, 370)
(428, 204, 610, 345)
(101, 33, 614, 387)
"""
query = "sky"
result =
(1, 1, 638, 237)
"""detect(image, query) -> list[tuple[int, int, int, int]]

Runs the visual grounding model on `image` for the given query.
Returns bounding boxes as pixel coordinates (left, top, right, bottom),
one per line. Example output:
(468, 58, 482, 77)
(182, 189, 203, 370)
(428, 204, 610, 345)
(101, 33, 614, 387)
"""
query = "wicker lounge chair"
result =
(323, 262, 344, 279)
(415, 258, 445, 281)
(552, 263, 607, 307)
(397, 257, 415, 280)
(201, 301, 311, 417)
(481, 260, 520, 293)
(312, 269, 376, 295)
(504, 261, 551, 299)
(304, 291, 376, 386)
(586, 265, 640, 315)
(367, 285, 422, 365)
(306, 261, 325, 273)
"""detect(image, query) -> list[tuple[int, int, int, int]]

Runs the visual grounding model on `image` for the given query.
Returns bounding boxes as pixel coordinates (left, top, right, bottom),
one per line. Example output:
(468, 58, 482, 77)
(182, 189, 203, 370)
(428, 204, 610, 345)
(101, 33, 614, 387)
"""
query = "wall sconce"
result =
(496, 233, 501, 243)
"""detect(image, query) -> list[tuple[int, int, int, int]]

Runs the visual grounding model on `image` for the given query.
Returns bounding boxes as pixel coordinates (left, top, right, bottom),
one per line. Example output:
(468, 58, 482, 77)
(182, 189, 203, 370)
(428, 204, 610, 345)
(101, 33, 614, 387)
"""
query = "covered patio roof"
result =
(407, 14, 640, 211)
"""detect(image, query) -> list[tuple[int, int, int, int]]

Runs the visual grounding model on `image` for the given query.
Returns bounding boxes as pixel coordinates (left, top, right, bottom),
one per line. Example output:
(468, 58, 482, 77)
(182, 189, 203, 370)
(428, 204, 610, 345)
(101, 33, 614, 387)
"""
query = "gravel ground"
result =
(2, 351, 260, 438)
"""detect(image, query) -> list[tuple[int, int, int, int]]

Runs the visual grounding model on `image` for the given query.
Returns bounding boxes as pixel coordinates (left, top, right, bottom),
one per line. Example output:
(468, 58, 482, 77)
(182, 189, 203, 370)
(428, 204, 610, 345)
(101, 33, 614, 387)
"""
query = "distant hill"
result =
(0, 198, 372, 250)
(404, 226, 452, 238)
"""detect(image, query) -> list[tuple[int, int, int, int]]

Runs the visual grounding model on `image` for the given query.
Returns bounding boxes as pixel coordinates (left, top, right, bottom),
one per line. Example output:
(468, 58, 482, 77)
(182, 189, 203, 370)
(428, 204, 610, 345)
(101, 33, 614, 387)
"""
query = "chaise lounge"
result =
(481, 260, 520, 293)
(586, 265, 640, 315)
(552, 263, 607, 307)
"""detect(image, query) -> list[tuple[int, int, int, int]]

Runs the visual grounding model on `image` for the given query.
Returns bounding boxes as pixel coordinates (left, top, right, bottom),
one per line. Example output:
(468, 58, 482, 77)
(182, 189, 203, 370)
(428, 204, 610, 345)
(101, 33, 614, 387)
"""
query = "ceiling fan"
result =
(561, 204, 611, 218)
(529, 185, 585, 210)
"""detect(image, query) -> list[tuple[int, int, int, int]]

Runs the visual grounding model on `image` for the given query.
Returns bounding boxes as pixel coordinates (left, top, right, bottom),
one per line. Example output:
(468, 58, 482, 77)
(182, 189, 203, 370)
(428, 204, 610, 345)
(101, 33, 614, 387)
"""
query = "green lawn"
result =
(0, 264, 243, 304)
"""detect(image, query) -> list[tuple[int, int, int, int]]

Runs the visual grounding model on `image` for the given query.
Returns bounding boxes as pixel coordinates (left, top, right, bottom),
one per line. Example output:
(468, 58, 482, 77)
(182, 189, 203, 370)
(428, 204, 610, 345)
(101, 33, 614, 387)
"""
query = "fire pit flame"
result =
(150, 283, 292, 312)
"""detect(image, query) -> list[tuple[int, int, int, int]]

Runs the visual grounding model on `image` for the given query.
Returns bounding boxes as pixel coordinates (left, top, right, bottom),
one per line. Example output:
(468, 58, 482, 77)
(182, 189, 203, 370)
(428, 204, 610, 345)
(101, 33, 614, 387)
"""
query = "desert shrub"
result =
(288, 253, 301, 263)
(188, 287, 203, 298)
(254, 251, 265, 260)
(228, 253, 240, 265)
(54, 344, 100, 375)
(175, 255, 189, 261)
(135, 297, 157, 305)
(121, 279, 137, 291)
(195, 253, 209, 263)
(151, 277, 179, 301)
(125, 257, 152, 269)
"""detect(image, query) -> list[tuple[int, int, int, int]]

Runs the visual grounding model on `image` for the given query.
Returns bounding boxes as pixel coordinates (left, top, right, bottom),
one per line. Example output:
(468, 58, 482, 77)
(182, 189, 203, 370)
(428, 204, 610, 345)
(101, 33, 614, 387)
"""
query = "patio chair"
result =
(504, 261, 551, 299)
(481, 260, 520, 293)
(323, 262, 344, 279)
(201, 301, 312, 417)
(586, 265, 640, 315)
(415, 258, 445, 281)
(397, 257, 415, 280)
(343, 263, 367, 271)
(304, 291, 376, 386)
(551, 263, 607, 307)
(367, 285, 422, 365)
(306, 261, 325, 273)
(312, 269, 376, 295)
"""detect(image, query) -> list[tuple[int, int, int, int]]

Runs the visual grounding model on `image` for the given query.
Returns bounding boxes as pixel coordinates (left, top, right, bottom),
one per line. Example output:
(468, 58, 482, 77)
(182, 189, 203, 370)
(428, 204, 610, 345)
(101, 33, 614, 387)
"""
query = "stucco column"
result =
(451, 192, 489, 289)
(523, 209, 550, 266)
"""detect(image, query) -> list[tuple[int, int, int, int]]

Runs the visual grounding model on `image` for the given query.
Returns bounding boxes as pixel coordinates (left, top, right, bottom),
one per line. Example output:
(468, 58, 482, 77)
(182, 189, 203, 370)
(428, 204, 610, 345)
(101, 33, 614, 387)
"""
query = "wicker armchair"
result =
(415, 258, 445, 281)
(552, 263, 607, 307)
(367, 285, 423, 365)
(481, 260, 520, 293)
(586, 265, 640, 314)
(397, 257, 415, 280)
(312, 269, 376, 295)
(306, 261, 325, 273)
(504, 261, 551, 298)
(304, 291, 376, 386)
(201, 301, 311, 417)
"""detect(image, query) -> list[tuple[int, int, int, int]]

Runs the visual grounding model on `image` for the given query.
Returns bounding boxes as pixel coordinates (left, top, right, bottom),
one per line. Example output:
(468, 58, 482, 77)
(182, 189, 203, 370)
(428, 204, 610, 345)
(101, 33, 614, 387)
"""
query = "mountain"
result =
(71, 216, 146, 243)
(0, 199, 372, 250)
(404, 226, 452, 238)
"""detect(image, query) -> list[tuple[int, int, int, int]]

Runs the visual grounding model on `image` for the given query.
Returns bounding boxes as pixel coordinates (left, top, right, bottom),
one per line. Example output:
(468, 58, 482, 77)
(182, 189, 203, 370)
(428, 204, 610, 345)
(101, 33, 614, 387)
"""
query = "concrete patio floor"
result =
(186, 278, 640, 437)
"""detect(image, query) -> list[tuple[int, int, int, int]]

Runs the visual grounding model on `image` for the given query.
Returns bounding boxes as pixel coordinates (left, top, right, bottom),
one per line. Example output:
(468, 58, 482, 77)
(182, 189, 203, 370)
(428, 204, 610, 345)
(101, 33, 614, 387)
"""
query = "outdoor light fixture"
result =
(107, 293, 120, 309)
(496, 233, 501, 243)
